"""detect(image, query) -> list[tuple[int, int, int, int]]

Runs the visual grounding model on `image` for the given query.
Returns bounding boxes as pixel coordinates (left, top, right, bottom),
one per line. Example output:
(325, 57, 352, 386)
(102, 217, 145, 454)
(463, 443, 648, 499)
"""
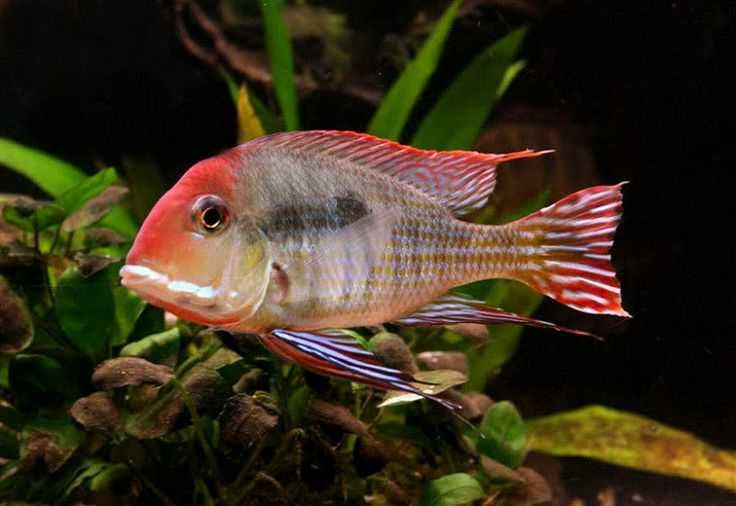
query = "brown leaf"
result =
(83, 227, 127, 247)
(382, 479, 411, 506)
(93, 357, 174, 389)
(247, 471, 288, 506)
(370, 332, 417, 374)
(0, 275, 33, 354)
(74, 253, 117, 277)
(70, 392, 121, 433)
(442, 390, 493, 420)
(310, 399, 368, 436)
(220, 393, 280, 448)
(416, 351, 468, 375)
(445, 323, 489, 342)
(480, 455, 523, 483)
(61, 185, 129, 232)
(353, 433, 387, 477)
(517, 467, 553, 505)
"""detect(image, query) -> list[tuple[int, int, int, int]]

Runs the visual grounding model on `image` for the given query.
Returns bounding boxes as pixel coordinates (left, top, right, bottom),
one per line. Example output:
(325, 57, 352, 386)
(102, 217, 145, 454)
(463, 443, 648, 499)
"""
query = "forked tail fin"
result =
(509, 183, 630, 316)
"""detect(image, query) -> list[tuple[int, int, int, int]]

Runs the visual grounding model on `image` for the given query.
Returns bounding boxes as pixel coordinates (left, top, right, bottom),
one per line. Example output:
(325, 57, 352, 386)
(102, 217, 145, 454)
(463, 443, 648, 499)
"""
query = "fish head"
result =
(120, 152, 271, 326)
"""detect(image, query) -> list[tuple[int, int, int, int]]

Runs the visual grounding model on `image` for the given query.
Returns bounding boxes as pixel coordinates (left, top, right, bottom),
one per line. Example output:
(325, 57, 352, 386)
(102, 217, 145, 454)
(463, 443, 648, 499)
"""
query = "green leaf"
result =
(2, 199, 66, 233)
(420, 473, 485, 506)
(55, 167, 118, 214)
(412, 27, 527, 150)
(120, 327, 181, 364)
(54, 266, 116, 362)
(464, 282, 543, 390)
(259, 0, 300, 130)
(112, 286, 147, 346)
(527, 405, 736, 493)
(367, 0, 461, 140)
(0, 137, 86, 196)
(476, 401, 527, 468)
(9, 353, 82, 402)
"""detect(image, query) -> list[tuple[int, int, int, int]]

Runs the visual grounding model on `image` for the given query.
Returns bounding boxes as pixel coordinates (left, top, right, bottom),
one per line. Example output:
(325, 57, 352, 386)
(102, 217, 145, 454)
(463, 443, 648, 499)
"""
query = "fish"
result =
(120, 130, 629, 409)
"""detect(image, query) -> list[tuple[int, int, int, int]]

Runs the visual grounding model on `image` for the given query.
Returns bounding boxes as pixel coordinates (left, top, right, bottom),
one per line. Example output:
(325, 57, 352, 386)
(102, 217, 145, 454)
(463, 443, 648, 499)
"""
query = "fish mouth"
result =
(120, 264, 219, 309)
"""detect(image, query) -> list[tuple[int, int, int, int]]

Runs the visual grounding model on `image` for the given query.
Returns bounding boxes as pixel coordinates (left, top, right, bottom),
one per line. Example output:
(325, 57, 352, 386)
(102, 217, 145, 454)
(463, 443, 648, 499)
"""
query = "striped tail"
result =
(508, 183, 629, 316)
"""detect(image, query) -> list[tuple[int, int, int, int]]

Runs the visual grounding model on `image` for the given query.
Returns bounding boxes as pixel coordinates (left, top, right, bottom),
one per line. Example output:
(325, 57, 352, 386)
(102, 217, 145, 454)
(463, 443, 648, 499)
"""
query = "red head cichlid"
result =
(121, 131, 629, 408)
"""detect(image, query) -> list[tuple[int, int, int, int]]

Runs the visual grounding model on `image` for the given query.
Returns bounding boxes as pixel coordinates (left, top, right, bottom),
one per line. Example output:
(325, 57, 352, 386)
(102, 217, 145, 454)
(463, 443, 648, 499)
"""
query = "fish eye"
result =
(193, 195, 229, 233)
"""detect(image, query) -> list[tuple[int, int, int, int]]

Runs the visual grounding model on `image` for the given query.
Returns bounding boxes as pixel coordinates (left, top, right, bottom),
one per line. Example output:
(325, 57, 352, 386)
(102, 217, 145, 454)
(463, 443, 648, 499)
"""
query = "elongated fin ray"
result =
(254, 130, 551, 216)
(262, 329, 459, 410)
(394, 294, 600, 339)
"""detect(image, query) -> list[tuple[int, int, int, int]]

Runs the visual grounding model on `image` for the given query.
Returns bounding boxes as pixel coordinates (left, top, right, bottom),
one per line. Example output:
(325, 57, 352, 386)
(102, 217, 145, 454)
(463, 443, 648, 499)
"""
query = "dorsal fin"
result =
(257, 130, 552, 216)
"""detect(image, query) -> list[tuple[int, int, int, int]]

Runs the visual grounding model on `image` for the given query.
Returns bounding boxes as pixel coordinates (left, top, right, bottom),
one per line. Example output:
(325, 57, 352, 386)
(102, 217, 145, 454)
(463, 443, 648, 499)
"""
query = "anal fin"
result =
(394, 294, 599, 339)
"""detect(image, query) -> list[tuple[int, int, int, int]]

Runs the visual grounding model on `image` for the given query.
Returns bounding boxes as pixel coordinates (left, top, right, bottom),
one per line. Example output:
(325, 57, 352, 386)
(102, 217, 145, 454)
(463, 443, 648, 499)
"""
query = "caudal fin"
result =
(510, 183, 630, 317)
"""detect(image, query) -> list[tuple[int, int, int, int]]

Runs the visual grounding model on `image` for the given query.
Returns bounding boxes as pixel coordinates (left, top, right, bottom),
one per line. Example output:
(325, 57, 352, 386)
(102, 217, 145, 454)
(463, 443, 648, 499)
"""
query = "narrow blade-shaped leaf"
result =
(412, 27, 527, 150)
(367, 0, 461, 140)
(259, 0, 300, 130)
(528, 405, 736, 492)
(237, 84, 266, 142)
(0, 138, 86, 196)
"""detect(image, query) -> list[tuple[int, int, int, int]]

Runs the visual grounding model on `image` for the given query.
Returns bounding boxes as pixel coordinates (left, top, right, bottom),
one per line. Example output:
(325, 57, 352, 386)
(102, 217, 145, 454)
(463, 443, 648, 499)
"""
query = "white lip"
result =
(120, 264, 218, 307)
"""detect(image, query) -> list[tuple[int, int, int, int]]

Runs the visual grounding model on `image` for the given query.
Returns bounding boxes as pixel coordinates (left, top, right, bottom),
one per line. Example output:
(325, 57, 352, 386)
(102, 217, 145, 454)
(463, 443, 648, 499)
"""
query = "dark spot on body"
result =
(260, 192, 369, 239)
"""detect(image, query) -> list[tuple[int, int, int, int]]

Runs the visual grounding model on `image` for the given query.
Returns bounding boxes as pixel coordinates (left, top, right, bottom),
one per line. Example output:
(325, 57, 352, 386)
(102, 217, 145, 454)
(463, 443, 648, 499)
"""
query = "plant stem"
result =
(174, 378, 226, 504)
(134, 468, 177, 506)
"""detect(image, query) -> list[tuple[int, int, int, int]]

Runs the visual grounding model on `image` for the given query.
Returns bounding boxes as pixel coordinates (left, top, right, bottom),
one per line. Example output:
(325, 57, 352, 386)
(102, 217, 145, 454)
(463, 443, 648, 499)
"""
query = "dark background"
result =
(1, 1, 734, 503)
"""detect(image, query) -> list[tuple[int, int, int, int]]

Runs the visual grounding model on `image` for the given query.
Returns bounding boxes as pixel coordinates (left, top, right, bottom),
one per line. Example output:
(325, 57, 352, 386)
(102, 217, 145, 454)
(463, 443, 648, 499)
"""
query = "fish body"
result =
(121, 131, 628, 407)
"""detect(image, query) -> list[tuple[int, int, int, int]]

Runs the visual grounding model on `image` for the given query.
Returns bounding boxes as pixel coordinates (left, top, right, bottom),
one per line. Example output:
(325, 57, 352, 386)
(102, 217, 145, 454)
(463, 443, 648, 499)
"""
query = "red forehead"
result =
(175, 149, 240, 201)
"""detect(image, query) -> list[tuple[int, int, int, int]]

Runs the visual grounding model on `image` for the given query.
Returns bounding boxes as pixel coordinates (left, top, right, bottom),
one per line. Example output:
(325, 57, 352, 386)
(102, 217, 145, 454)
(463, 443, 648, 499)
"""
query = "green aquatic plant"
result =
(1, 1, 735, 504)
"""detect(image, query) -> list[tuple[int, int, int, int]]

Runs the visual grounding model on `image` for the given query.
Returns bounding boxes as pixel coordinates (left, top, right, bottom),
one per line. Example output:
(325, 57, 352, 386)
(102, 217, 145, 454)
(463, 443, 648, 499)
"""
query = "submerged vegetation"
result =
(0, 1, 734, 504)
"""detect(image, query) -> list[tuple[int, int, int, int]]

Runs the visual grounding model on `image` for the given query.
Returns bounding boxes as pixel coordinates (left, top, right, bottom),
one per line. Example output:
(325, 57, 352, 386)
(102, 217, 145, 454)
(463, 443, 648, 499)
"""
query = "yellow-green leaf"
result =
(237, 84, 266, 143)
(527, 405, 736, 492)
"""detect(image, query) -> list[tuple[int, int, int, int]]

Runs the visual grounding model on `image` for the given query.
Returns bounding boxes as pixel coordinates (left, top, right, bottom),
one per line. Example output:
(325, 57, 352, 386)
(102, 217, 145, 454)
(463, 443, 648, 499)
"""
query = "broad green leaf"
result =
(237, 84, 266, 142)
(420, 473, 485, 506)
(120, 327, 181, 364)
(527, 405, 736, 493)
(111, 286, 147, 346)
(465, 282, 543, 391)
(62, 459, 114, 498)
(0, 424, 18, 459)
(259, 0, 300, 130)
(476, 401, 527, 468)
(2, 199, 65, 233)
(120, 154, 167, 221)
(55, 167, 118, 213)
(61, 185, 129, 232)
(0, 140, 136, 236)
(54, 266, 116, 362)
(0, 137, 86, 196)
(9, 353, 83, 402)
(412, 27, 527, 150)
(367, 0, 461, 140)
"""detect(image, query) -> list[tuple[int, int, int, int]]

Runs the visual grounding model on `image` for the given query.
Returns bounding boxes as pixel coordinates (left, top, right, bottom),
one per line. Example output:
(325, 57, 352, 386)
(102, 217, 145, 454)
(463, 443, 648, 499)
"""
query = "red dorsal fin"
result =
(257, 130, 552, 216)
